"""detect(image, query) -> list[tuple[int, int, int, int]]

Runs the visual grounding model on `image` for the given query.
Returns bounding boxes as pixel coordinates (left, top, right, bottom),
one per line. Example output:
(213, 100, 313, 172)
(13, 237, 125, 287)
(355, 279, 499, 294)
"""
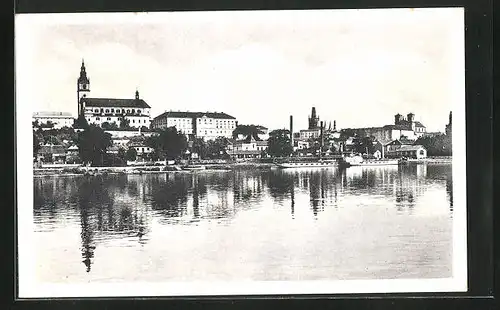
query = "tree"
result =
(232, 125, 263, 140)
(191, 138, 207, 159)
(206, 137, 230, 159)
(33, 132, 41, 158)
(73, 114, 89, 129)
(415, 134, 451, 156)
(339, 129, 356, 141)
(101, 122, 119, 130)
(353, 136, 375, 154)
(267, 129, 293, 157)
(146, 127, 187, 160)
(125, 147, 137, 161)
(119, 118, 131, 129)
(77, 125, 113, 166)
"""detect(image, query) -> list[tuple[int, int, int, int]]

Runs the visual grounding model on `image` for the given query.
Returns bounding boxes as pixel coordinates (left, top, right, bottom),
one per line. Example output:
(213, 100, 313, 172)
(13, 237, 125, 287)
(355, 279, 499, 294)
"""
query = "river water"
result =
(33, 164, 453, 283)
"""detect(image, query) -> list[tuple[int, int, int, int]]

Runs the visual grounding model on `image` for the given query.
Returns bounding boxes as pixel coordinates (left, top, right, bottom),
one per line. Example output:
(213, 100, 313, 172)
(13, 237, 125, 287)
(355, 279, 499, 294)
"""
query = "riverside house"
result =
(227, 135, 268, 159)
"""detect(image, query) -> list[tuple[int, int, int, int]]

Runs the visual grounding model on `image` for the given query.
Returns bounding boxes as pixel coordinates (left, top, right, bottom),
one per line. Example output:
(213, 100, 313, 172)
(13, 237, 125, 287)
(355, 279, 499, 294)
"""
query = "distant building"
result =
(32, 111, 74, 129)
(152, 111, 237, 141)
(76, 60, 152, 129)
(343, 112, 426, 142)
(227, 135, 268, 159)
(299, 128, 321, 139)
(386, 145, 427, 159)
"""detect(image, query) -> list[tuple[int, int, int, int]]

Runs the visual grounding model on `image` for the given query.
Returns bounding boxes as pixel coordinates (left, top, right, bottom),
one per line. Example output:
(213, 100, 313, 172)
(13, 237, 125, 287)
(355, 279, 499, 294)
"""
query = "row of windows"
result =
(93, 117, 148, 123)
(134, 147, 152, 152)
(199, 130, 232, 135)
(89, 108, 148, 114)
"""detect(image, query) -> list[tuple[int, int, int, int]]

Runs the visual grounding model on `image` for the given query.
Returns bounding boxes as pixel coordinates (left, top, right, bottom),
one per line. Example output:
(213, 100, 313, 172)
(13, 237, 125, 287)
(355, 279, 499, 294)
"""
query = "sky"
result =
(15, 8, 464, 133)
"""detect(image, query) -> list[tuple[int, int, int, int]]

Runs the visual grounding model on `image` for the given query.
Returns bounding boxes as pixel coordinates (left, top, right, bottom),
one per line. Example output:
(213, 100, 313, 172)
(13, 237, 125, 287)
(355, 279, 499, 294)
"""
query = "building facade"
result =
(344, 112, 426, 142)
(32, 112, 75, 129)
(299, 128, 321, 139)
(227, 136, 268, 158)
(76, 60, 152, 129)
(386, 145, 427, 159)
(152, 111, 237, 141)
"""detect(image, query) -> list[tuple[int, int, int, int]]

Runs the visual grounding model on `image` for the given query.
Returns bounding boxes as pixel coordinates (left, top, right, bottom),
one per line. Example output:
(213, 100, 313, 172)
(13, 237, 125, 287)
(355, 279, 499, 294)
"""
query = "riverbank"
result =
(33, 157, 452, 177)
(33, 162, 276, 176)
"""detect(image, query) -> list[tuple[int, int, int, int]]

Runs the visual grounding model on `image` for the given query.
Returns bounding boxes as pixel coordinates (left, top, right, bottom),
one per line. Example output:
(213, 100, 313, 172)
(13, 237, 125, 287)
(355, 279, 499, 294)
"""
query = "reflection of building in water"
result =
(308, 172, 325, 217)
(80, 204, 95, 272)
(267, 171, 294, 202)
(76, 176, 153, 271)
(394, 165, 427, 212)
(278, 169, 341, 218)
(149, 174, 189, 218)
(446, 171, 453, 215)
(343, 165, 428, 212)
(233, 171, 264, 203)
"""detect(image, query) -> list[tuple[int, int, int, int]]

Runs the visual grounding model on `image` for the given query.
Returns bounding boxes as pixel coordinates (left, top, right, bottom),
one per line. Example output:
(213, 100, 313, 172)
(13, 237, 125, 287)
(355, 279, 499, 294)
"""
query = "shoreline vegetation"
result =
(33, 157, 453, 177)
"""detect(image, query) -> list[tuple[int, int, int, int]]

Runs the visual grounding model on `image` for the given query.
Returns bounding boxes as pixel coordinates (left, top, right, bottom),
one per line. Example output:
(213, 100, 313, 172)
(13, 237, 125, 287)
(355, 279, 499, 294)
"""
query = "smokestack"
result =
(290, 115, 294, 147)
(320, 121, 324, 157)
(334, 120, 336, 131)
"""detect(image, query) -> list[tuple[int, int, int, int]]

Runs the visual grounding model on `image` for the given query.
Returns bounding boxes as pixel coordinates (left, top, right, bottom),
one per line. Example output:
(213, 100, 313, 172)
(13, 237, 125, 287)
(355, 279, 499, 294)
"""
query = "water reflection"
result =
(33, 164, 453, 274)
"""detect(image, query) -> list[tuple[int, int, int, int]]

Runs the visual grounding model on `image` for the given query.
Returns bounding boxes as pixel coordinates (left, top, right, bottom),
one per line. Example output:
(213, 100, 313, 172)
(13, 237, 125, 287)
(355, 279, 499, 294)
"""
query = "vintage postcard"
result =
(16, 8, 467, 297)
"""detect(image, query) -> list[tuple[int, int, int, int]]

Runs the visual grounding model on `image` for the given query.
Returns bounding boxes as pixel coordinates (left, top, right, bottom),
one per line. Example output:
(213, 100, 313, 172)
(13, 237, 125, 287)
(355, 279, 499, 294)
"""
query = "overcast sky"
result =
(16, 8, 464, 132)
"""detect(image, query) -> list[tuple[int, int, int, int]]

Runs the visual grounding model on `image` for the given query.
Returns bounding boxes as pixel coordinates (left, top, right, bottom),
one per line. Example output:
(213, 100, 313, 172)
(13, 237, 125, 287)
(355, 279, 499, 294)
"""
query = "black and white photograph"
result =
(16, 8, 467, 297)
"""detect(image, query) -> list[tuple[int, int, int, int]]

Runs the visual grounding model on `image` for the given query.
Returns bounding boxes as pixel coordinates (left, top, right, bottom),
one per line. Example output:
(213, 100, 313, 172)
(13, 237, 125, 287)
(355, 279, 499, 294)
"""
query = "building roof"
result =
(33, 111, 74, 118)
(388, 145, 426, 152)
(376, 138, 394, 145)
(82, 98, 151, 109)
(154, 111, 236, 120)
(414, 121, 425, 128)
(300, 128, 321, 133)
(383, 124, 413, 131)
(398, 138, 416, 145)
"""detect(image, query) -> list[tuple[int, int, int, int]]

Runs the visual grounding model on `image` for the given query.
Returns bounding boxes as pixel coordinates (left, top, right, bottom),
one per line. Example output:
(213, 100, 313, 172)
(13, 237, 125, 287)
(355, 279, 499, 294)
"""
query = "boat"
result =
(275, 161, 338, 169)
(181, 165, 206, 171)
(349, 159, 399, 166)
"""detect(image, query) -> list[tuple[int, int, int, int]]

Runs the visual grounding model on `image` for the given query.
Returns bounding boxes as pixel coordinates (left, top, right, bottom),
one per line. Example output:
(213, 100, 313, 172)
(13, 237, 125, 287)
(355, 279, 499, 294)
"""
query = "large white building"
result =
(152, 111, 237, 141)
(32, 111, 75, 129)
(344, 113, 427, 142)
(76, 60, 151, 129)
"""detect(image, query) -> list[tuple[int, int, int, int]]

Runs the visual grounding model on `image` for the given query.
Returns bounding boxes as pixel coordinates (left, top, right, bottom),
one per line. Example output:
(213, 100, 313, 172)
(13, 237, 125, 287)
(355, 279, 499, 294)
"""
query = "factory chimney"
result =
(290, 115, 294, 147)
(319, 121, 324, 159)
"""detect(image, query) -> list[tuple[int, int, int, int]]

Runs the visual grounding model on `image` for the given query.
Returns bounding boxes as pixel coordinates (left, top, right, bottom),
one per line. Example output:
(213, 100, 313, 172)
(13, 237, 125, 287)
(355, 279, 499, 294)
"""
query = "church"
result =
(76, 60, 152, 129)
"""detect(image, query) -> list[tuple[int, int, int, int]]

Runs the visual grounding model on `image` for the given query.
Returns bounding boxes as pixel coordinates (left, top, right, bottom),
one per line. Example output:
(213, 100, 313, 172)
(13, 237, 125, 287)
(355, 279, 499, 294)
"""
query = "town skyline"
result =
(16, 8, 463, 133)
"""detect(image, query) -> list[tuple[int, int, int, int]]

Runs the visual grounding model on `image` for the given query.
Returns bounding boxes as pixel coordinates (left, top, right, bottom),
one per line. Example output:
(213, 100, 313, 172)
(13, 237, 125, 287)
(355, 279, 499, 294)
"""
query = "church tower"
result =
(308, 107, 319, 129)
(77, 59, 90, 116)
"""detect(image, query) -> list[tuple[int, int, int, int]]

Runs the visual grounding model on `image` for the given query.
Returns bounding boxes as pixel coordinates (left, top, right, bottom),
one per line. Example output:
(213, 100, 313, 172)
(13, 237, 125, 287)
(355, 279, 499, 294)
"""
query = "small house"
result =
(386, 145, 427, 159)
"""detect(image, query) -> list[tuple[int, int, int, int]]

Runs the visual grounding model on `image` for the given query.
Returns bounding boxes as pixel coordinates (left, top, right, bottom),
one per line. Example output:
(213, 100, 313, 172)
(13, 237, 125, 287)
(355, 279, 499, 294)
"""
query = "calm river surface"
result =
(33, 164, 453, 283)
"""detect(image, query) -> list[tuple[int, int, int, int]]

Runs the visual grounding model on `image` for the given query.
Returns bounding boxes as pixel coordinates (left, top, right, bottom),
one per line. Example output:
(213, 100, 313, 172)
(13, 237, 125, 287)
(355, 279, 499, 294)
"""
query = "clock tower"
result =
(77, 59, 90, 116)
